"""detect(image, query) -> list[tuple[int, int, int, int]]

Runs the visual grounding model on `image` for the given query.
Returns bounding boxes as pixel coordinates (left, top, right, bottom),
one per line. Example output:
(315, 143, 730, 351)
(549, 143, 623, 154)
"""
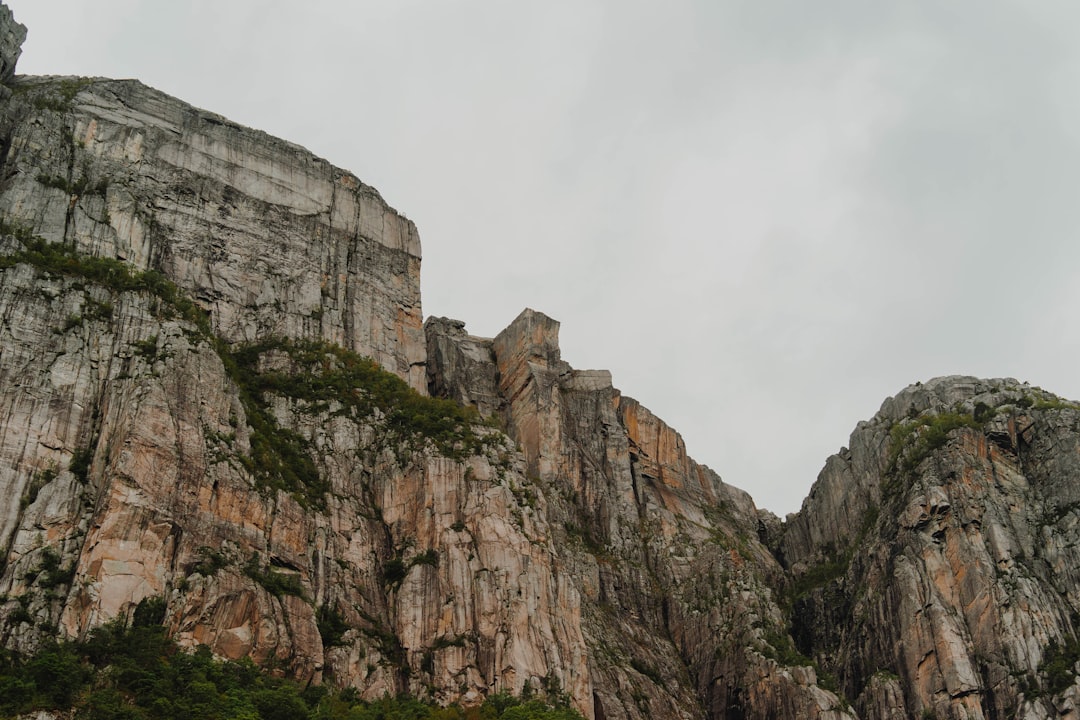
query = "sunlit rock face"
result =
(5, 5, 1080, 720)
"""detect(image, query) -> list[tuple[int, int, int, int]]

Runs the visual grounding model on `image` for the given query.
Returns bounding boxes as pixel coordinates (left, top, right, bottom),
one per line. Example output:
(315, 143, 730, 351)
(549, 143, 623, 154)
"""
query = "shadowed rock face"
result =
(0, 1, 23, 85)
(4, 5, 1080, 720)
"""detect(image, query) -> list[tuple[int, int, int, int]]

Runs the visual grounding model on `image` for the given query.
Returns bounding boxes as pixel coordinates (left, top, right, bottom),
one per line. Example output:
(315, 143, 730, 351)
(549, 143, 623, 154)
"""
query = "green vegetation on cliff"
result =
(0, 600, 583, 719)
(228, 337, 497, 461)
(885, 411, 982, 480)
(0, 235, 498, 509)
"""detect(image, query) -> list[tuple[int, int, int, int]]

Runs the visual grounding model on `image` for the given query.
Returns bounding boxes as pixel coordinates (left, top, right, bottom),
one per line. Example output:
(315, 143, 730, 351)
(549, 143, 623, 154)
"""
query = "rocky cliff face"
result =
(0, 72, 425, 391)
(2, 6, 1080, 720)
(0, 2, 23, 87)
(427, 310, 854, 720)
(779, 377, 1080, 720)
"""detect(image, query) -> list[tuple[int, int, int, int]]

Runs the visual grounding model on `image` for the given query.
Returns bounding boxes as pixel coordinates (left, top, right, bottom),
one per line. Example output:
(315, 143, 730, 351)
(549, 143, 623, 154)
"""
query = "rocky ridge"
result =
(781, 377, 1080, 720)
(2, 6, 1080, 719)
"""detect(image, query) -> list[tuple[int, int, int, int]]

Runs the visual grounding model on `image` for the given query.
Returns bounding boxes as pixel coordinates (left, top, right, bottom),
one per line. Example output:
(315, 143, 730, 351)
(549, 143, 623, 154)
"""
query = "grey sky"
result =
(9, 1, 1080, 516)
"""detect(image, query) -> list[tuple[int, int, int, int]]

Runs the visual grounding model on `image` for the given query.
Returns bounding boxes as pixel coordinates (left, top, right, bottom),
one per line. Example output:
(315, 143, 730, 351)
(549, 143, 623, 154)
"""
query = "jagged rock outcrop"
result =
(781, 376, 1080, 720)
(431, 308, 855, 720)
(0, 1, 23, 86)
(425, 316, 502, 418)
(4, 5, 1080, 719)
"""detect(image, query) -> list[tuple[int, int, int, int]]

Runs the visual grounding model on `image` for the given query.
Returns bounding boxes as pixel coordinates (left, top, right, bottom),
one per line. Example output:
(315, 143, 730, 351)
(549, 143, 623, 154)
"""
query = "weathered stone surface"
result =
(0, 75, 425, 391)
(782, 376, 1080, 720)
(0, 259, 592, 711)
(5, 12, 1080, 719)
(480, 309, 852, 720)
(0, 2, 25, 85)
(425, 316, 501, 417)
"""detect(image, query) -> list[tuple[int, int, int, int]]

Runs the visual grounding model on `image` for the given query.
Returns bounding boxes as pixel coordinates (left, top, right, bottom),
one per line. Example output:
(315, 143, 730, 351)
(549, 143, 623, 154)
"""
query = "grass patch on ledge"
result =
(0, 236, 211, 335)
(883, 411, 983, 495)
(0, 597, 586, 719)
(229, 337, 498, 462)
(0, 235, 498, 510)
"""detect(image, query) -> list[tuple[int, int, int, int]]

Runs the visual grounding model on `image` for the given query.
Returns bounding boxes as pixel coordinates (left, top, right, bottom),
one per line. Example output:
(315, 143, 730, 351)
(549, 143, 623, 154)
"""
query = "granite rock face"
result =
(0, 73, 425, 391)
(0, 1, 24, 85)
(425, 316, 502, 418)
(780, 377, 1080, 720)
(0, 253, 593, 708)
(436, 308, 855, 720)
(5, 4, 1080, 719)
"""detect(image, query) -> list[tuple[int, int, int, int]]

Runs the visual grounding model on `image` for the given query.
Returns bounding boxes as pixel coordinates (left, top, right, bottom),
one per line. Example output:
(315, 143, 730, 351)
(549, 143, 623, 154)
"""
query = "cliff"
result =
(779, 377, 1080, 720)
(2, 6, 1080, 719)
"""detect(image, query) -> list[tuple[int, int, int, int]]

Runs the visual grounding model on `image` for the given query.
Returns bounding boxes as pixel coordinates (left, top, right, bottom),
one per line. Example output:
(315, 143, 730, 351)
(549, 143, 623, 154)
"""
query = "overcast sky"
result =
(9, 1, 1080, 516)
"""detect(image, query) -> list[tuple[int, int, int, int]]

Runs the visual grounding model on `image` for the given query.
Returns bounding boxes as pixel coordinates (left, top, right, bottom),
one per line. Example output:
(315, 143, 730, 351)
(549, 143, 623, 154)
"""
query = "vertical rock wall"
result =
(0, 259, 595, 713)
(5, 6, 1080, 718)
(0, 1, 23, 85)
(430, 309, 855, 720)
(0, 76, 426, 391)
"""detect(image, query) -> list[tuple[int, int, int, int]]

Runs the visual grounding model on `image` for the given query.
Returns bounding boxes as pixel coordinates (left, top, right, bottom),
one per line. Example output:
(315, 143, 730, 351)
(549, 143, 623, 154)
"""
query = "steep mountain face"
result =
(2, 7, 1079, 719)
(427, 313, 854, 720)
(0, 71, 425, 390)
(780, 377, 1080, 720)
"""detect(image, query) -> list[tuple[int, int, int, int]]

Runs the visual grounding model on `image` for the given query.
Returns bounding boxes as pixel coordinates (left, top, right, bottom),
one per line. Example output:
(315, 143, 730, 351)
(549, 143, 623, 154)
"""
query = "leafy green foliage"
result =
(629, 658, 664, 687)
(229, 338, 497, 461)
(0, 237, 211, 335)
(1040, 635, 1080, 695)
(0, 610, 585, 719)
(131, 597, 167, 629)
(20, 466, 56, 509)
(0, 217, 36, 242)
(37, 171, 109, 198)
(2, 238, 500, 510)
(412, 549, 439, 567)
(381, 550, 440, 588)
(316, 605, 350, 648)
(226, 373, 325, 509)
(69, 444, 94, 483)
(1033, 397, 1080, 412)
(761, 628, 814, 668)
(973, 401, 995, 424)
(382, 557, 408, 586)
(35, 547, 76, 589)
(788, 557, 849, 601)
(220, 336, 499, 506)
(191, 547, 231, 577)
(244, 556, 305, 599)
(131, 335, 161, 362)
(20, 77, 93, 112)
(886, 412, 982, 481)
(0, 238, 325, 506)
